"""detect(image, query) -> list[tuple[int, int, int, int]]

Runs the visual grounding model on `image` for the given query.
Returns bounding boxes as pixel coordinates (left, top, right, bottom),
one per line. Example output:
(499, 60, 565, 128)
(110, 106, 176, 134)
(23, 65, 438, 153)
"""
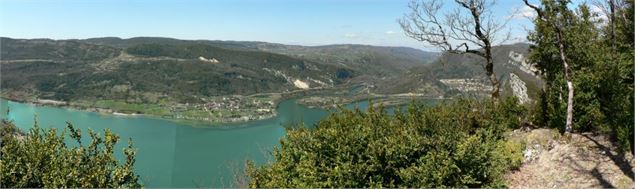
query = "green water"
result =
(0, 98, 437, 187)
(0, 98, 328, 187)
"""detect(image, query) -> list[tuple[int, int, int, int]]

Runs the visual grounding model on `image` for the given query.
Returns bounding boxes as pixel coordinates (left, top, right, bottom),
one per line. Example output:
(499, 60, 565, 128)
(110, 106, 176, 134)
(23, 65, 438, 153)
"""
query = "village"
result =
(170, 95, 277, 123)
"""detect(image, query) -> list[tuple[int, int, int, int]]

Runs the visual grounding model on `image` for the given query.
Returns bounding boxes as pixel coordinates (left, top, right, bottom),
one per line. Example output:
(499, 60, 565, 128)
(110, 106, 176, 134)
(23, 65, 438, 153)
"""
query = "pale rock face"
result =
(198, 56, 219, 63)
(293, 79, 309, 89)
(510, 73, 530, 104)
(508, 51, 538, 76)
(308, 78, 330, 87)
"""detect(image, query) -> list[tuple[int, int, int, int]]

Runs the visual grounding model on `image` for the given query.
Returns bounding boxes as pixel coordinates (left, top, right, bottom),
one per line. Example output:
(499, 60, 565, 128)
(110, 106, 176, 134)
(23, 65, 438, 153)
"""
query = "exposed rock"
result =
(508, 51, 539, 76)
(293, 79, 309, 89)
(523, 144, 543, 163)
(198, 56, 219, 63)
(509, 73, 530, 104)
(506, 129, 635, 189)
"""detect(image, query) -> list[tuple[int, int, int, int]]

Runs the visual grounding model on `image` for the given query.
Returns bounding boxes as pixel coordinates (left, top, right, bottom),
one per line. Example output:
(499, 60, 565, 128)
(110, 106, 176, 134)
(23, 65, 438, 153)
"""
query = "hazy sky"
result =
(1, 0, 544, 50)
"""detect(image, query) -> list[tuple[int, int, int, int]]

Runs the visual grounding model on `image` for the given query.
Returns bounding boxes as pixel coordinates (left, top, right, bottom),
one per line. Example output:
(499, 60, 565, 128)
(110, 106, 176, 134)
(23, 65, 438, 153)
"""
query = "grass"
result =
(64, 95, 280, 125)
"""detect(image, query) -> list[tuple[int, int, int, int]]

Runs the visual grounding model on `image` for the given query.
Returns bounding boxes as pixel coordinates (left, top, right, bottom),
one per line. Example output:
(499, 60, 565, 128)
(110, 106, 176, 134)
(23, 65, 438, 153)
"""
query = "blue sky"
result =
(1, 0, 540, 50)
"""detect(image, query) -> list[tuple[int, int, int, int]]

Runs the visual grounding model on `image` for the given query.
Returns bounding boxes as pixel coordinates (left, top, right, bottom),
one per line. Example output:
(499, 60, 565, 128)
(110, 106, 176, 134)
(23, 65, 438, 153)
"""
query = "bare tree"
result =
(522, 0, 574, 134)
(399, 0, 510, 99)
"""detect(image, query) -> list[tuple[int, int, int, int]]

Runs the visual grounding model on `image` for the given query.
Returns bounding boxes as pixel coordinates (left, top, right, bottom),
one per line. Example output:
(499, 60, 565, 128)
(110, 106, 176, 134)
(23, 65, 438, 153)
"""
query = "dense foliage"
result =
(527, 0, 634, 153)
(0, 120, 142, 188)
(0, 38, 120, 61)
(247, 97, 525, 188)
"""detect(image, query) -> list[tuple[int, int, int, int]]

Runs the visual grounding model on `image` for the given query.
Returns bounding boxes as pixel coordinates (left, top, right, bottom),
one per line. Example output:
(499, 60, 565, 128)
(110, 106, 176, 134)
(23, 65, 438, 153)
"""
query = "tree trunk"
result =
(486, 57, 500, 99)
(556, 30, 574, 134)
(484, 44, 500, 100)
(565, 80, 574, 133)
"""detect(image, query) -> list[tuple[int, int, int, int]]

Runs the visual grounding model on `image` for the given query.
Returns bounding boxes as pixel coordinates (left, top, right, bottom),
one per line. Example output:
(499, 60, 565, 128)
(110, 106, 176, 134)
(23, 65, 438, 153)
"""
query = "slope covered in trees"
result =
(0, 38, 347, 102)
(526, 0, 634, 153)
(246, 0, 634, 187)
(0, 0, 632, 188)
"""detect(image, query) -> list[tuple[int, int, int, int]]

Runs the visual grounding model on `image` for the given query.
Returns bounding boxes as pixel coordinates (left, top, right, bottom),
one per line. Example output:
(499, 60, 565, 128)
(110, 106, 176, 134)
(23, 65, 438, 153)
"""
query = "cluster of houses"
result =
(439, 78, 493, 93)
(168, 96, 277, 122)
(204, 96, 274, 111)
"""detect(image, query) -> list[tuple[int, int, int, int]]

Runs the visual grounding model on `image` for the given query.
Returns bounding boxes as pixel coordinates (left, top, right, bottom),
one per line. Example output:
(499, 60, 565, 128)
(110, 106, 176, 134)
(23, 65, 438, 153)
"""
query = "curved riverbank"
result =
(1, 97, 442, 187)
(0, 98, 329, 187)
(0, 95, 281, 126)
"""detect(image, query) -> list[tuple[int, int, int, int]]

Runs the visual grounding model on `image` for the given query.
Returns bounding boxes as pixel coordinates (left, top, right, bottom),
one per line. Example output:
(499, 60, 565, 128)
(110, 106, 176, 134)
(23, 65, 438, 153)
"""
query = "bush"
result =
(247, 97, 526, 188)
(0, 120, 142, 188)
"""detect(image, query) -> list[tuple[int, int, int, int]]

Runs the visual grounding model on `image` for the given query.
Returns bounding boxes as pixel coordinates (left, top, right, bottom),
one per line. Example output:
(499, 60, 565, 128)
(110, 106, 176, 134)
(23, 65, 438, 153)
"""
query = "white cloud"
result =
(508, 6, 537, 19)
(590, 5, 608, 23)
(344, 33, 358, 38)
(385, 30, 396, 35)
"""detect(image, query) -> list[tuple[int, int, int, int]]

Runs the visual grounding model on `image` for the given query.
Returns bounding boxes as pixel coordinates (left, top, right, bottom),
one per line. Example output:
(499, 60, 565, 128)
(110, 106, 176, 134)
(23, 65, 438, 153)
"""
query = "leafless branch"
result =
(523, 0, 544, 19)
(400, 0, 508, 99)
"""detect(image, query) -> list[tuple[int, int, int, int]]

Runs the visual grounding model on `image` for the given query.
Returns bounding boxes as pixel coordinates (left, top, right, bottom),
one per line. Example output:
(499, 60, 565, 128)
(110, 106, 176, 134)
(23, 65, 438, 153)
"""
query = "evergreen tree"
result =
(525, 0, 634, 153)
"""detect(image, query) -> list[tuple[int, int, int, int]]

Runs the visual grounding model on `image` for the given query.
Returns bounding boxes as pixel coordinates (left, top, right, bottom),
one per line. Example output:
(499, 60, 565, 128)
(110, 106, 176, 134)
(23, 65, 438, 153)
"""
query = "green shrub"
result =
(494, 140, 524, 170)
(0, 120, 142, 188)
(525, 0, 634, 154)
(247, 97, 525, 188)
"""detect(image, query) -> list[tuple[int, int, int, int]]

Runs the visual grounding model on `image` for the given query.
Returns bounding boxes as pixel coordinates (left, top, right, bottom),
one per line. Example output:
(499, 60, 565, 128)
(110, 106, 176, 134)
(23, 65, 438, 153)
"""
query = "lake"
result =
(0, 98, 434, 187)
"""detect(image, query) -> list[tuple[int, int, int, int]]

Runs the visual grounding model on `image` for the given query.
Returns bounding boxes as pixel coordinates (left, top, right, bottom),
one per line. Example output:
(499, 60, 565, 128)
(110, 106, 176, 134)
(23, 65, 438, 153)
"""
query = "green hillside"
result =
(256, 43, 439, 76)
(1, 38, 348, 102)
(377, 43, 541, 99)
(0, 37, 439, 123)
(0, 37, 120, 61)
(84, 37, 439, 77)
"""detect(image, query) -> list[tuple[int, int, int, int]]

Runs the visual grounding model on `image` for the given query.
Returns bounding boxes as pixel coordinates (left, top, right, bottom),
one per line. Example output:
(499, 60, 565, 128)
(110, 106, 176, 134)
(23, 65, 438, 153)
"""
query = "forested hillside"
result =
(247, 0, 634, 188)
(373, 43, 541, 101)
(1, 38, 354, 101)
(1, 0, 633, 188)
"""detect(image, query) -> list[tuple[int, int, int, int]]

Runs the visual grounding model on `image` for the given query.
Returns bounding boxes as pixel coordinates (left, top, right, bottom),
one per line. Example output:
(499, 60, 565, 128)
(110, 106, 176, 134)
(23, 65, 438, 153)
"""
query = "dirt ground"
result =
(506, 129, 635, 189)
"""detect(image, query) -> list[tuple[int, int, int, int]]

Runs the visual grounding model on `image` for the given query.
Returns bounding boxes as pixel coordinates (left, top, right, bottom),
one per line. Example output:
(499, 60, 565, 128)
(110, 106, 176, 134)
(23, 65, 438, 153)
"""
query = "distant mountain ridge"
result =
(0, 37, 438, 104)
(1, 36, 538, 106)
(82, 37, 439, 76)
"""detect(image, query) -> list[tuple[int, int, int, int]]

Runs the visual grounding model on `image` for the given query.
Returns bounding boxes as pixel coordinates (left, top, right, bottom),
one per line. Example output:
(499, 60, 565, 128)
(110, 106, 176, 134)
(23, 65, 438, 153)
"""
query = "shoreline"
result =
(295, 94, 450, 110)
(1, 88, 448, 126)
(1, 96, 281, 125)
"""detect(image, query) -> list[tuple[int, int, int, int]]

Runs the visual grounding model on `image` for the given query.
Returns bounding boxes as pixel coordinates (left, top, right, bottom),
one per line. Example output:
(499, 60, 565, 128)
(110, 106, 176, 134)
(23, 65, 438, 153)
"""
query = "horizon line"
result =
(0, 36, 531, 52)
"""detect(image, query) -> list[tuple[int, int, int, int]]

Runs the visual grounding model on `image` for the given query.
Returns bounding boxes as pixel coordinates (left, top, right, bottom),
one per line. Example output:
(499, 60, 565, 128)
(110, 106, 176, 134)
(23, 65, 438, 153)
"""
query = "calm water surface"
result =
(0, 98, 436, 187)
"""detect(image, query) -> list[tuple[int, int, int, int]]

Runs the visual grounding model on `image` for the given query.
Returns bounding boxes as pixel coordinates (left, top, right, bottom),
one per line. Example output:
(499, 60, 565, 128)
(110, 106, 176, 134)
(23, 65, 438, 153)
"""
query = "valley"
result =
(2, 0, 633, 188)
(1, 37, 538, 125)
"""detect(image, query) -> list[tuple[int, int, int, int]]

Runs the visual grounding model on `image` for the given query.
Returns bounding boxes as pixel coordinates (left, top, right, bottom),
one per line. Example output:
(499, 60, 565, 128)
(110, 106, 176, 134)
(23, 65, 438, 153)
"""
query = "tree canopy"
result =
(526, 0, 634, 153)
(0, 120, 142, 188)
(247, 98, 525, 188)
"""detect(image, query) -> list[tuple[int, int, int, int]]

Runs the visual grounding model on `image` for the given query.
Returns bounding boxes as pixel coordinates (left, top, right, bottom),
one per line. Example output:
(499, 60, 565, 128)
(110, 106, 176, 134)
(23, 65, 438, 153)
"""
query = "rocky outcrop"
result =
(198, 56, 219, 63)
(508, 51, 538, 76)
(509, 73, 530, 104)
(293, 80, 309, 89)
(263, 68, 330, 90)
